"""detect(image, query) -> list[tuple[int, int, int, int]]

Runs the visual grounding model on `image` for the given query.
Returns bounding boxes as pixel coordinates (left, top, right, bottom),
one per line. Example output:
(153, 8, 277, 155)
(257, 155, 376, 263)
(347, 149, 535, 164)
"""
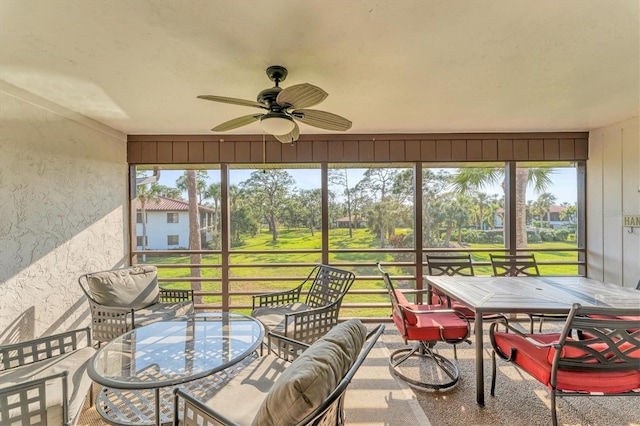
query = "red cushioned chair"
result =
(377, 262, 470, 390)
(490, 303, 640, 426)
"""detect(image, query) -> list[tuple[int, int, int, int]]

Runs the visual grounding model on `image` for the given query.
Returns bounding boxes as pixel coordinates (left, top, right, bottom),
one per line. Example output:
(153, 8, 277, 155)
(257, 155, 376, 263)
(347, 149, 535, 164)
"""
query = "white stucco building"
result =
(135, 196, 216, 250)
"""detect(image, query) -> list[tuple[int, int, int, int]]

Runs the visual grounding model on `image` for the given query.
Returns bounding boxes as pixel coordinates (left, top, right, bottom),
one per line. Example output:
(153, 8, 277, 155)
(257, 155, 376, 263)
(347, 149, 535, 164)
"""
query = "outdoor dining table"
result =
(87, 312, 264, 425)
(423, 275, 640, 406)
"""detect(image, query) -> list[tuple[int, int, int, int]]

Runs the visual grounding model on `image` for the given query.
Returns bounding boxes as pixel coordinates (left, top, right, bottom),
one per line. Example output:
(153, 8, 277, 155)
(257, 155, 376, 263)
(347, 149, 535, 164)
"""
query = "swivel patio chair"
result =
(489, 303, 640, 426)
(251, 264, 355, 344)
(378, 262, 470, 390)
(490, 253, 566, 332)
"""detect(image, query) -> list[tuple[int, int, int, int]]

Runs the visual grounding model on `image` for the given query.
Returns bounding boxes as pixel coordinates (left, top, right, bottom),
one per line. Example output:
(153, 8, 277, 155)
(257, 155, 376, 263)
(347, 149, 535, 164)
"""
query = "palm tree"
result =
(472, 192, 491, 230)
(451, 167, 553, 248)
(185, 170, 203, 304)
(136, 175, 162, 262)
(534, 192, 557, 225)
(204, 182, 221, 232)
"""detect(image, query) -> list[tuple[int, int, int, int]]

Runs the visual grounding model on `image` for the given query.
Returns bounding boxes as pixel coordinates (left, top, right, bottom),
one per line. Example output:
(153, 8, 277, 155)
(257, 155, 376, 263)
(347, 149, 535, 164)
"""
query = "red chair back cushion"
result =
(493, 332, 640, 393)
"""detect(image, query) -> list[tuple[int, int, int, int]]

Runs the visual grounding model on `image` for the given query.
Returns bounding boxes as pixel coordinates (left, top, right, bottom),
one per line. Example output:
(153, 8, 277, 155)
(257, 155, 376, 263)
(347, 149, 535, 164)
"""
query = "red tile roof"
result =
(134, 196, 215, 213)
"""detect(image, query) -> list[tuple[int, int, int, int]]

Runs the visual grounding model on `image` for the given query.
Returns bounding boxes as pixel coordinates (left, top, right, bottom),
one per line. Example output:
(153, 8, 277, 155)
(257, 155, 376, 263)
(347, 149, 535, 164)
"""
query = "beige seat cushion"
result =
(87, 265, 160, 309)
(251, 302, 311, 333)
(133, 301, 195, 327)
(252, 318, 367, 425)
(0, 347, 95, 425)
(180, 355, 289, 425)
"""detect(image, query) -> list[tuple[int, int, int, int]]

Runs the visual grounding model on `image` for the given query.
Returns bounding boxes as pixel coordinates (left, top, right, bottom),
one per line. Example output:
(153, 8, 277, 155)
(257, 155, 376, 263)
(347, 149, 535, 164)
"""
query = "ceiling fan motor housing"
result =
(257, 86, 283, 109)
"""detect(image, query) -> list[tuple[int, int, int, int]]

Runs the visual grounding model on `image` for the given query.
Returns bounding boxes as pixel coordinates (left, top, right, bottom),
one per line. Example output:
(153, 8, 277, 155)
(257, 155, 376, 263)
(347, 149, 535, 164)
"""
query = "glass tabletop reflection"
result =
(88, 312, 264, 389)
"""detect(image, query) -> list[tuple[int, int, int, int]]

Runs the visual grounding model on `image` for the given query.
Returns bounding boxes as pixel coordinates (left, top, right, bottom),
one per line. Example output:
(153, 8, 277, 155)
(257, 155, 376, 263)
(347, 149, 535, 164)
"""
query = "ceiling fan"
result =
(197, 66, 352, 143)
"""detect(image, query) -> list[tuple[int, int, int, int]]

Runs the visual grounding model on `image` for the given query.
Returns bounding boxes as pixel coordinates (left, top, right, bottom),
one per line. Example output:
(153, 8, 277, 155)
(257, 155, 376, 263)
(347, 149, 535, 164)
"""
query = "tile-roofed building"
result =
(135, 196, 216, 250)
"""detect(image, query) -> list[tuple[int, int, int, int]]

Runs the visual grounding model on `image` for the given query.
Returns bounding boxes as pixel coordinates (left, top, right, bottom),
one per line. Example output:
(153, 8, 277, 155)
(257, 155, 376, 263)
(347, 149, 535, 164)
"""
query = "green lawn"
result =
(145, 228, 579, 316)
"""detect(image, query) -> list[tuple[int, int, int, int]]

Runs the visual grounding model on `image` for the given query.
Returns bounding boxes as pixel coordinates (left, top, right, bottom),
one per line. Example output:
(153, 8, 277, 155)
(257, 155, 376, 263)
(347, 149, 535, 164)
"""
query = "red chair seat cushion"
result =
(430, 288, 500, 319)
(393, 305, 468, 342)
(493, 332, 640, 393)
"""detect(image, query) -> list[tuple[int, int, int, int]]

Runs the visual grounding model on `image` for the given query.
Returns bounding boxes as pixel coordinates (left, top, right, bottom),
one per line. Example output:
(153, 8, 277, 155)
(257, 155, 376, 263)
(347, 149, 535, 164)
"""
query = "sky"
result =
(151, 166, 577, 204)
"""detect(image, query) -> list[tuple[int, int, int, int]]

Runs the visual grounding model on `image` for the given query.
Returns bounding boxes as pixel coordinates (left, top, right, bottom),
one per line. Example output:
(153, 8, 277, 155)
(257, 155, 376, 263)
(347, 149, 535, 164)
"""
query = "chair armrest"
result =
(174, 387, 241, 426)
(489, 318, 556, 349)
(282, 300, 342, 344)
(266, 331, 310, 362)
(0, 327, 91, 369)
(0, 371, 71, 425)
(159, 288, 194, 303)
(252, 284, 303, 309)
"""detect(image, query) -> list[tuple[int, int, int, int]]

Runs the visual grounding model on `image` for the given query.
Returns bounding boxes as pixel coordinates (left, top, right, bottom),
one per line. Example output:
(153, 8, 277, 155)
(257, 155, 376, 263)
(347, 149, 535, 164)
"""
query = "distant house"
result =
(134, 196, 216, 250)
(548, 205, 572, 229)
(335, 215, 367, 229)
(494, 205, 573, 229)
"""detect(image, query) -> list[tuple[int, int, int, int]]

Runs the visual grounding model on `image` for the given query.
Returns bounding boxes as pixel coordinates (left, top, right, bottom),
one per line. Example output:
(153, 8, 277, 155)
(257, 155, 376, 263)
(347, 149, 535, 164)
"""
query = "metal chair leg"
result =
(490, 350, 497, 396)
(389, 341, 460, 391)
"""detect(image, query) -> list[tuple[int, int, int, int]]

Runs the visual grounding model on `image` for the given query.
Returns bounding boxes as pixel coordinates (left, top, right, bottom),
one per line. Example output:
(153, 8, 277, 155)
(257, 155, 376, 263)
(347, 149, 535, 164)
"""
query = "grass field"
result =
(144, 228, 579, 317)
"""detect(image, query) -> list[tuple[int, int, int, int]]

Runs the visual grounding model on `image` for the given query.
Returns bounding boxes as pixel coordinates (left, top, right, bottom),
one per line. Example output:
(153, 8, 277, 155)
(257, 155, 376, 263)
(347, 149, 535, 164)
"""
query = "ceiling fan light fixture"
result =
(260, 112, 295, 135)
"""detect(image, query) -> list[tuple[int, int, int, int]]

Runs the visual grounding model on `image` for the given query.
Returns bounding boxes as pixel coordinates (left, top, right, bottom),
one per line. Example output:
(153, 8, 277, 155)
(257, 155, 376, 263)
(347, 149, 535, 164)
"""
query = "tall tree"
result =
(533, 192, 557, 225)
(559, 202, 577, 223)
(329, 169, 356, 238)
(177, 170, 209, 203)
(452, 167, 552, 248)
(185, 170, 203, 304)
(472, 192, 491, 230)
(240, 170, 295, 242)
(204, 182, 221, 232)
(136, 175, 162, 262)
(153, 184, 183, 200)
(357, 168, 398, 247)
(299, 188, 322, 236)
(422, 169, 450, 247)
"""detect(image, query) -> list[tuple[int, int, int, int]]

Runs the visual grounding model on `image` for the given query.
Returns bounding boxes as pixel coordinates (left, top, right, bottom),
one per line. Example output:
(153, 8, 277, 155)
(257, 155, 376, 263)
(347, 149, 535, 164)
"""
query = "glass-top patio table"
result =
(423, 275, 640, 407)
(87, 312, 264, 425)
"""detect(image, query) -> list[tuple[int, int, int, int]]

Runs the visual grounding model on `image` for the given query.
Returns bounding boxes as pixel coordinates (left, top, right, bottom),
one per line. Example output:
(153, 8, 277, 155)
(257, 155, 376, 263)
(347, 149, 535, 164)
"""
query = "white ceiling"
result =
(1, 0, 638, 137)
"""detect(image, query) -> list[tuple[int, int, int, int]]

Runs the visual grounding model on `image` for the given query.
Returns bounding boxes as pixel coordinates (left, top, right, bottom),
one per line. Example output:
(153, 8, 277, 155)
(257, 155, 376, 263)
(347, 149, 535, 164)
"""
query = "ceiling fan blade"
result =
(273, 122, 300, 143)
(212, 114, 262, 131)
(198, 95, 267, 110)
(291, 109, 352, 131)
(276, 84, 328, 109)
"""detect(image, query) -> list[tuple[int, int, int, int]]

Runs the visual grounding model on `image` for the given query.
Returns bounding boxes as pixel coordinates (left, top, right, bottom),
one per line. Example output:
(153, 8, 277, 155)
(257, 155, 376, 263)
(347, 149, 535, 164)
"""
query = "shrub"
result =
(554, 229, 570, 241)
(485, 230, 504, 244)
(539, 230, 555, 242)
(528, 233, 542, 243)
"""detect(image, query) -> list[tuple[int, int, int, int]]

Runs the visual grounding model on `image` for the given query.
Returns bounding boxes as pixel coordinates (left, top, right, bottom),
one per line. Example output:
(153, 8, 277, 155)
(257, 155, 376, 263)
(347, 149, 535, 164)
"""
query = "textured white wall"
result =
(0, 82, 129, 343)
(587, 116, 640, 287)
